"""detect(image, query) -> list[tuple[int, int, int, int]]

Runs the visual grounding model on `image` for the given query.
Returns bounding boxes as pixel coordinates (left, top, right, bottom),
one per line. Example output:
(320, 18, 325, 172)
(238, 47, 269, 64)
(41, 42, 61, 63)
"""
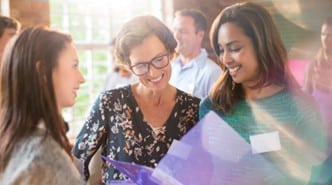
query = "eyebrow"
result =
(225, 40, 241, 47)
(219, 40, 241, 48)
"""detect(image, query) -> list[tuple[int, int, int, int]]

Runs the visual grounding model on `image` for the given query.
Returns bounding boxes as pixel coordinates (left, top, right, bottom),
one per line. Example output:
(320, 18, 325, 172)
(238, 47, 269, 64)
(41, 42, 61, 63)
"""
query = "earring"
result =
(232, 81, 236, 90)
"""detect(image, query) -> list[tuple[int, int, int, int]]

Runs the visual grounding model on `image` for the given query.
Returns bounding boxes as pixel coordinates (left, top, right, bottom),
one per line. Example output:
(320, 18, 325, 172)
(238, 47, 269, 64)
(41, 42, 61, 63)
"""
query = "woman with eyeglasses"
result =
(72, 15, 200, 185)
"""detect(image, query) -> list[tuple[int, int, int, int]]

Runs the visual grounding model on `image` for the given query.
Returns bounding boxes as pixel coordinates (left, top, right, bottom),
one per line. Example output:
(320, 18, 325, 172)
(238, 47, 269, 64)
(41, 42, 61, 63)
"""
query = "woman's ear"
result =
(35, 61, 47, 83)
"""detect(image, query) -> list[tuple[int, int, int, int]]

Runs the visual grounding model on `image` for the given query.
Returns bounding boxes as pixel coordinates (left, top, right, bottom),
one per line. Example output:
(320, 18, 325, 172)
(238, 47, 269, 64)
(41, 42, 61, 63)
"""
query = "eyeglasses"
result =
(129, 53, 170, 76)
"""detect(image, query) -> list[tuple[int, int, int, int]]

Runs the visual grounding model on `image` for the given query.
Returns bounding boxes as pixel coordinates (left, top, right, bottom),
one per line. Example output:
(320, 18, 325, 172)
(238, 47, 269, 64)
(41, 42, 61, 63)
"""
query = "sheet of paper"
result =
(250, 131, 281, 154)
(103, 111, 284, 185)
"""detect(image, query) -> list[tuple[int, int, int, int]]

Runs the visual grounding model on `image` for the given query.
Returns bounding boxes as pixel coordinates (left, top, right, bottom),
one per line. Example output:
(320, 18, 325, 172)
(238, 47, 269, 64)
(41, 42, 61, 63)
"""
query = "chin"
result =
(151, 82, 168, 92)
(231, 77, 241, 84)
(63, 101, 75, 109)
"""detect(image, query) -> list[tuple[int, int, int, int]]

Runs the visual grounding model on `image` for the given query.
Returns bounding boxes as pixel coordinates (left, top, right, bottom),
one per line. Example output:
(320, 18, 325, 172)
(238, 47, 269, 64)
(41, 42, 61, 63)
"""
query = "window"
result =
(50, 0, 173, 137)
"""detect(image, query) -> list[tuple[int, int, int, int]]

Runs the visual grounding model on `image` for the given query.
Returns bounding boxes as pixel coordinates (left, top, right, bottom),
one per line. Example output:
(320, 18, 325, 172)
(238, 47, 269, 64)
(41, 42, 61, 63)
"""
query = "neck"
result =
(244, 84, 284, 100)
(0, 51, 3, 61)
(134, 83, 172, 106)
(180, 48, 201, 65)
(323, 49, 332, 62)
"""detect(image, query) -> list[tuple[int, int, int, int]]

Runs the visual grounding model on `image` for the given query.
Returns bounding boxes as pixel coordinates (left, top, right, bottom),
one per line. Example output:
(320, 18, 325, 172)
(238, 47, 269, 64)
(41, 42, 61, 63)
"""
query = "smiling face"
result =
(129, 35, 171, 92)
(218, 22, 260, 87)
(172, 15, 203, 58)
(52, 42, 85, 110)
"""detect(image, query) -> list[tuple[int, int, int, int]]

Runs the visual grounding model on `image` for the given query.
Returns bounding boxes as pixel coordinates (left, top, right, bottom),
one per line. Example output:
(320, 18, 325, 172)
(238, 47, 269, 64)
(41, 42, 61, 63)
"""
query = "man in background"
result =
(170, 9, 222, 99)
(0, 15, 20, 61)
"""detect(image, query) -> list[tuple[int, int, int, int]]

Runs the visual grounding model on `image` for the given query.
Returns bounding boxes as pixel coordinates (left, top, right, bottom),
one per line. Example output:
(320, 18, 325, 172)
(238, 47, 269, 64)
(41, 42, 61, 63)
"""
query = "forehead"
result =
(173, 15, 195, 28)
(59, 42, 77, 58)
(218, 22, 248, 45)
(321, 23, 332, 33)
(2, 28, 17, 36)
(3, 28, 17, 33)
(129, 35, 166, 63)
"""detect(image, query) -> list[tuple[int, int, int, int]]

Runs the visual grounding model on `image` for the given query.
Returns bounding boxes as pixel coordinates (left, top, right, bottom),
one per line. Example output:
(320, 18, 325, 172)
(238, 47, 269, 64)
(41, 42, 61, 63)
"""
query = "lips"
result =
(149, 74, 163, 83)
(73, 88, 80, 97)
(228, 66, 240, 76)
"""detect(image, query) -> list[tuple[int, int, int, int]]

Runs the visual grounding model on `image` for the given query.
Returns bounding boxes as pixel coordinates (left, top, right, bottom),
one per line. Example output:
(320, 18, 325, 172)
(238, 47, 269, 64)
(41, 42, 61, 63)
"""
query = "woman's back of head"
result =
(0, 27, 72, 171)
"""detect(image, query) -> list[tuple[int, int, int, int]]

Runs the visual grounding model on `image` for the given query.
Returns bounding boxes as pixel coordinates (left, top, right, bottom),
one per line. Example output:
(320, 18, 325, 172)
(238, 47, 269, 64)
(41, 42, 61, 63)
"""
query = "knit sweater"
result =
(199, 89, 328, 184)
(0, 127, 83, 185)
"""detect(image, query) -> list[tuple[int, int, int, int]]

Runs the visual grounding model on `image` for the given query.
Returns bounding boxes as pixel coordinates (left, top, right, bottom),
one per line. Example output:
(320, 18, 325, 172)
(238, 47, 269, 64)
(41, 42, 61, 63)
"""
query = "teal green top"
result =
(200, 89, 328, 184)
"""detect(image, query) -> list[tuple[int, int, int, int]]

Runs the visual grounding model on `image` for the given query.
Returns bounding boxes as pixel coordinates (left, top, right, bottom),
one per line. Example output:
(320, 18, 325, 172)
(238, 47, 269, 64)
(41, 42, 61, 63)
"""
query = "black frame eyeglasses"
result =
(129, 53, 170, 76)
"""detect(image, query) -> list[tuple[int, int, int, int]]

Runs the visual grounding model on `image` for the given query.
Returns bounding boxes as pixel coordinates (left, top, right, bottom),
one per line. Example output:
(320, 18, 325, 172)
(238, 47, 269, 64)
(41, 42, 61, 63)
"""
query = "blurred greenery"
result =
(92, 50, 108, 61)
(69, 26, 86, 41)
(77, 51, 88, 62)
(49, 1, 63, 14)
(94, 66, 108, 76)
(50, 15, 62, 29)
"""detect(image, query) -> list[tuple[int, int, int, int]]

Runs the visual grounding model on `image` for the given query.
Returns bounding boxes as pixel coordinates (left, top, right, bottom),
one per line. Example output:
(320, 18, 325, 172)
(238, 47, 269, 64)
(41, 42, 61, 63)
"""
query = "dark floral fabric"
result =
(72, 85, 200, 184)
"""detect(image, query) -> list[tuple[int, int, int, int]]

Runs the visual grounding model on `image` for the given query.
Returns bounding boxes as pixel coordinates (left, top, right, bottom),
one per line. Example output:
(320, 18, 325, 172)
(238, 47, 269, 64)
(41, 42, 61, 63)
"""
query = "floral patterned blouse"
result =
(72, 85, 200, 184)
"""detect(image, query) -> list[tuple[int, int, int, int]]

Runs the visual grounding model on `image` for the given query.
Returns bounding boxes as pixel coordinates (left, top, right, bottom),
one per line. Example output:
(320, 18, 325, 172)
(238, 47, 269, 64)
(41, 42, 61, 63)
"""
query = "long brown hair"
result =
(209, 2, 298, 114)
(0, 27, 72, 170)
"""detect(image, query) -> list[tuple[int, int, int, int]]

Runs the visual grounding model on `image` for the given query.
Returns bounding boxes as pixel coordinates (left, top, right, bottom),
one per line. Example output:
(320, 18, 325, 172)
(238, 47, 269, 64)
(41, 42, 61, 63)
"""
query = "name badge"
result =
(250, 131, 281, 154)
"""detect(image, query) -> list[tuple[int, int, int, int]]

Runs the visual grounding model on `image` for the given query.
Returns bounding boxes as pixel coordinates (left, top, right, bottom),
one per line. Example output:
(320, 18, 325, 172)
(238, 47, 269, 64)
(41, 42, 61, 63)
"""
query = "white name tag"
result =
(250, 131, 281, 154)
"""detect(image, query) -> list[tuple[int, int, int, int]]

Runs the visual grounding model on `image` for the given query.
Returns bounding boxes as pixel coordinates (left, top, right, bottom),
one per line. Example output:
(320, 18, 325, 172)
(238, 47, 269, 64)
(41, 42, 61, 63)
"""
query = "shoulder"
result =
(200, 96, 213, 106)
(197, 55, 221, 74)
(275, 89, 320, 118)
(98, 85, 132, 104)
(102, 85, 131, 97)
(176, 89, 200, 105)
(199, 97, 214, 112)
(2, 134, 82, 185)
(171, 56, 182, 66)
(291, 90, 319, 109)
(199, 97, 215, 120)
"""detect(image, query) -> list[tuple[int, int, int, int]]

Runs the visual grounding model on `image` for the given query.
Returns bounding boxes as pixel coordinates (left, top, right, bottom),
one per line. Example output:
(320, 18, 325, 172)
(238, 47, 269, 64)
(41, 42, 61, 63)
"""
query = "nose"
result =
(219, 50, 232, 65)
(147, 64, 161, 76)
(79, 71, 85, 84)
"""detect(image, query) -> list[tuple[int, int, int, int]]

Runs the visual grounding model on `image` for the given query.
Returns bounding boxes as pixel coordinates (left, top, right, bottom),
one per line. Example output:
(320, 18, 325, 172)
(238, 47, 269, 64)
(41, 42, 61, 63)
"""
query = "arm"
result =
(72, 93, 108, 180)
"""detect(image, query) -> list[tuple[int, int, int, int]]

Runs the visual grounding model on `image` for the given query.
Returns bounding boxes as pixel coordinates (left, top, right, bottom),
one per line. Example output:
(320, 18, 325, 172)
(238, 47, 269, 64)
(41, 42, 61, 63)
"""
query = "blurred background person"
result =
(73, 15, 199, 184)
(170, 9, 222, 99)
(102, 38, 137, 91)
(200, 2, 327, 184)
(304, 16, 332, 154)
(0, 27, 85, 185)
(0, 15, 20, 61)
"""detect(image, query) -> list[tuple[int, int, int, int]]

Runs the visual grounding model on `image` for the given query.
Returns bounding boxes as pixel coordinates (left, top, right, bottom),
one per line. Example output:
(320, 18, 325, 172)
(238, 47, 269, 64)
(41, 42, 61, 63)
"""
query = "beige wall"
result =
(9, 0, 49, 28)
